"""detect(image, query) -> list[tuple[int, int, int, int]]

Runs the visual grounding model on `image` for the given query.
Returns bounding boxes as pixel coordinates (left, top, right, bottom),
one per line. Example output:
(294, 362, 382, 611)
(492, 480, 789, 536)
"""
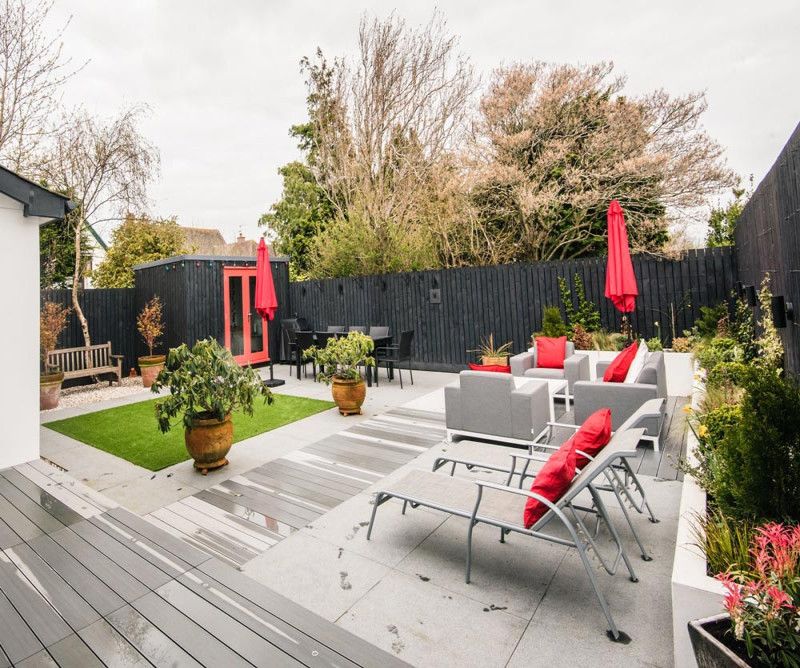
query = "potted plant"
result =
(151, 338, 272, 474)
(304, 331, 374, 415)
(469, 333, 513, 366)
(689, 523, 799, 668)
(39, 302, 71, 410)
(137, 296, 165, 387)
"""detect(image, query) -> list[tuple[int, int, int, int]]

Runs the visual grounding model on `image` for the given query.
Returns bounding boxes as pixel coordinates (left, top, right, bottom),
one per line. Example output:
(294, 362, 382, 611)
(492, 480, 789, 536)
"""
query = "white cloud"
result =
(49, 0, 800, 245)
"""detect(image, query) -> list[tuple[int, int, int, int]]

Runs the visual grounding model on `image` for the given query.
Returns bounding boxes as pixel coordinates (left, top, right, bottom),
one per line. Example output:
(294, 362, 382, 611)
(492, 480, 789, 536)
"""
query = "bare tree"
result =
(303, 12, 476, 276)
(38, 106, 159, 347)
(0, 0, 81, 171)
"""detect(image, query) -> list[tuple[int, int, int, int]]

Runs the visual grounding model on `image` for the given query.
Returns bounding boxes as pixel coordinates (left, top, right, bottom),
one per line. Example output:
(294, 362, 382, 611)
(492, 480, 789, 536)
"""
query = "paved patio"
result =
(30, 365, 688, 666)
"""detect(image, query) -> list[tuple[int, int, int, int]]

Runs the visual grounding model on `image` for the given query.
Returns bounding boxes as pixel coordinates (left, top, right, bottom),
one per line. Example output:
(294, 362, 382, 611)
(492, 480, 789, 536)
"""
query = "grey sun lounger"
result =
(430, 398, 665, 559)
(367, 428, 646, 641)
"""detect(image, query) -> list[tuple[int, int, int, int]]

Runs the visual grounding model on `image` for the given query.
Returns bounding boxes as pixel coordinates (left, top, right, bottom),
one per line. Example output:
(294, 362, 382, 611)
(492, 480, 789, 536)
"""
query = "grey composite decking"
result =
(147, 407, 448, 569)
(0, 461, 410, 667)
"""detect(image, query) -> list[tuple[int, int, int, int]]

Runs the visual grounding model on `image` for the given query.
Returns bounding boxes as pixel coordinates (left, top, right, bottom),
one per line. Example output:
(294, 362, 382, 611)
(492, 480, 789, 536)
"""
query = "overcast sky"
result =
(48, 0, 800, 245)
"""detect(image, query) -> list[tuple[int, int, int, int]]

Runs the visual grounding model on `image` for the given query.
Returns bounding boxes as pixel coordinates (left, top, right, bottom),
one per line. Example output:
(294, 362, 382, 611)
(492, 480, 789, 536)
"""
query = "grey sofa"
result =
(445, 371, 550, 445)
(573, 351, 668, 450)
(509, 338, 590, 393)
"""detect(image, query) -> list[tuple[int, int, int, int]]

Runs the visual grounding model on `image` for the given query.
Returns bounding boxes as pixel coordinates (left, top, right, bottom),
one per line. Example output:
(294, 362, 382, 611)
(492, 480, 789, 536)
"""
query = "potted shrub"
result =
(689, 523, 800, 668)
(470, 333, 513, 366)
(137, 296, 165, 387)
(39, 302, 71, 410)
(151, 338, 272, 474)
(304, 331, 374, 415)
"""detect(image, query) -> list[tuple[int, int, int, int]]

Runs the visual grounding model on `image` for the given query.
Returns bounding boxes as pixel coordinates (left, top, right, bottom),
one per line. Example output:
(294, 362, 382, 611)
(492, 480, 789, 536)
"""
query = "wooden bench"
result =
(47, 342, 123, 385)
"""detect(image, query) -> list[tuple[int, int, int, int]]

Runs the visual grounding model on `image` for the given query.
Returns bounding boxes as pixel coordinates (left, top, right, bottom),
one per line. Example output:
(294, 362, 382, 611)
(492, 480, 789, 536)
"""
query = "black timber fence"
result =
(40, 288, 137, 379)
(734, 122, 800, 375)
(288, 247, 737, 373)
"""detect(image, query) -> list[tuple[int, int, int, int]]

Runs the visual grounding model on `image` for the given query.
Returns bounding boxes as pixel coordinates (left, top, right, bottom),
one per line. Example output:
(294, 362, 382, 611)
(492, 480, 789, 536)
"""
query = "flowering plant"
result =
(151, 338, 272, 431)
(717, 523, 800, 667)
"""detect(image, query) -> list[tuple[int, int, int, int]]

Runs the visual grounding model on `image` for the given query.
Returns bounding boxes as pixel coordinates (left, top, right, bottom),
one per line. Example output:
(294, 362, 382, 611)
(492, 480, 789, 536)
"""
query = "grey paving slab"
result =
(0, 469, 84, 528)
(0, 588, 43, 665)
(337, 569, 529, 667)
(46, 634, 104, 668)
(48, 527, 149, 603)
(243, 532, 391, 621)
(27, 533, 125, 617)
(4, 543, 100, 632)
(130, 592, 252, 668)
(107, 604, 202, 668)
(77, 618, 151, 668)
(156, 580, 305, 667)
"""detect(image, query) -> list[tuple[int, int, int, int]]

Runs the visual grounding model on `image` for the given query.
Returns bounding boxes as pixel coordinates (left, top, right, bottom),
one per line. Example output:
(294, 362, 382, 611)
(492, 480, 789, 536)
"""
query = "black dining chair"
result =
(348, 325, 367, 333)
(315, 331, 337, 348)
(376, 330, 414, 389)
(294, 330, 316, 380)
(368, 326, 389, 339)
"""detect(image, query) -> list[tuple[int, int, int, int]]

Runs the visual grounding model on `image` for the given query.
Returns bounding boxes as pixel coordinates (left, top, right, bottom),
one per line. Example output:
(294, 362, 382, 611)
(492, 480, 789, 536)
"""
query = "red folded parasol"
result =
(604, 200, 638, 313)
(255, 238, 278, 321)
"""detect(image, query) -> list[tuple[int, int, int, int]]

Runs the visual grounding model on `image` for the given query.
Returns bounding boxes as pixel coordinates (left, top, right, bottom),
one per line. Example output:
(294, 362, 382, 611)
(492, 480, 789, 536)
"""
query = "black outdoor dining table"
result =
(291, 332, 392, 386)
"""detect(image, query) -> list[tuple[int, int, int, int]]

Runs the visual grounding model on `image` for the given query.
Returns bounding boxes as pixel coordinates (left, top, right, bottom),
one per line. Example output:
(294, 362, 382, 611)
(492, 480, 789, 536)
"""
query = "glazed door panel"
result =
(223, 267, 269, 365)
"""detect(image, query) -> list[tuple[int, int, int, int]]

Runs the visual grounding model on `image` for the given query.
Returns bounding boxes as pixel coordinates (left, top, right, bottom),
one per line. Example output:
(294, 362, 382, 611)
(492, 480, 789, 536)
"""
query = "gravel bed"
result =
(43, 377, 152, 411)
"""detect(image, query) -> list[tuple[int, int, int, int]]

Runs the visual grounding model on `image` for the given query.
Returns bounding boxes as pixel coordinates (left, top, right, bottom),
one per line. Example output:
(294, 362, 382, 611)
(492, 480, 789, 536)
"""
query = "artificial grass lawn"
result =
(43, 393, 336, 471)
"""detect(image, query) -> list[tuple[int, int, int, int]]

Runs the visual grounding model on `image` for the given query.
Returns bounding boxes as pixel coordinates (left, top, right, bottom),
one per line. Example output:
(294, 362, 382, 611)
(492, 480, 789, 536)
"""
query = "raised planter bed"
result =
(671, 371, 726, 668)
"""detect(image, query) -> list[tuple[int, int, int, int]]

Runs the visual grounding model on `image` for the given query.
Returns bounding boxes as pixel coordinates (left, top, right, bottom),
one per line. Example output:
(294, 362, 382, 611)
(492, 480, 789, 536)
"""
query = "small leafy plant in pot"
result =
(137, 296, 166, 388)
(151, 338, 272, 474)
(39, 302, 71, 410)
(469, 333, 513, 366)
(304, 332, 374, 416)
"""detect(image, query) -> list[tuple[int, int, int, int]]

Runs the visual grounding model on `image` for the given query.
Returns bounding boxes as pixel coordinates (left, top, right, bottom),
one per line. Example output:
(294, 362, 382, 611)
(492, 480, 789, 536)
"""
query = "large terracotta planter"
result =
(331, 377, 366, 416)
(139, 355, 166, 388)
(40, 372, 64, 410)
(184, 413, 233, 475)
(688, 614, 751, 668)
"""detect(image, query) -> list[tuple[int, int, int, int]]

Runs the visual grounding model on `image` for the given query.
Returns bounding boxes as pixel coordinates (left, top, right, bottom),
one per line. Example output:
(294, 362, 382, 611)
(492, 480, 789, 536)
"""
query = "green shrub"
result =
(713, 366, 800, 521)
(152, 339, 272, 432)
(591, 330, 626, 351)
(730, 296, 758, 362)
(694, 303, 728, 339)
(540, 306, 568, 338)
(681, 403, 743, 493)
(303, 331, 375, 383)
(695, 337, 742, 375)
(691, 507, 754, 576)
(558, 275, 601, 332)
(646, 336, 663, 351)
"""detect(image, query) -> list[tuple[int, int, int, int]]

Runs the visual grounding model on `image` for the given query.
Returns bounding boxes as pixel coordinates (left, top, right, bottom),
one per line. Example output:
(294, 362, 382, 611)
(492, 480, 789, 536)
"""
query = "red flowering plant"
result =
(717, 523, 800, 667)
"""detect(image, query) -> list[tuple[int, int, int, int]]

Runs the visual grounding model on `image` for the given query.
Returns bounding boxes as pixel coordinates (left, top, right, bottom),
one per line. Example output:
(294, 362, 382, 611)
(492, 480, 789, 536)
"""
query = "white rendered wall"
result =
(0, 193, 42, 468)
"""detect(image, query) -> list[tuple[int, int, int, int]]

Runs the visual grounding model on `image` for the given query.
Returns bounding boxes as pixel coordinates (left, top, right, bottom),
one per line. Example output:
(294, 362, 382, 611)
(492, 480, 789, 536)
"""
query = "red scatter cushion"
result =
(536, 336, 567, 369)
(572, 407, 612, 469)
(602, 341, 638, 382)
(467, 363, 511, 373)
(523, 444, 576, 529)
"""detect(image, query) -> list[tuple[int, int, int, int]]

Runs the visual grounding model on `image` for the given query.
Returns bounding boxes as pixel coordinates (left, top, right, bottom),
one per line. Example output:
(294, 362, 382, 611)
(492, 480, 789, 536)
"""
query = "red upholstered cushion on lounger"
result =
(536, 336, 567, 369)
(571, 407, 612, 469)
(602, 341, 638, 382)
(523, 444, 576, 529)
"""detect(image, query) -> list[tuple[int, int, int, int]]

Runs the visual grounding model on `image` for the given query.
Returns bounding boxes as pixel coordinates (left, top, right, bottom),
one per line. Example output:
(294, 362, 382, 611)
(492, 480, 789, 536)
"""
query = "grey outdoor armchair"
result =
(509, 338, 590, 393)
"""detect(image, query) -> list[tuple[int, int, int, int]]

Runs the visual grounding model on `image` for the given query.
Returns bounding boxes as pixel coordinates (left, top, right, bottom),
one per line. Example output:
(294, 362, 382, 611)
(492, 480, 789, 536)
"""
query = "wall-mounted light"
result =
(771, 295, 795, 328)
(745, 285, 757, 307)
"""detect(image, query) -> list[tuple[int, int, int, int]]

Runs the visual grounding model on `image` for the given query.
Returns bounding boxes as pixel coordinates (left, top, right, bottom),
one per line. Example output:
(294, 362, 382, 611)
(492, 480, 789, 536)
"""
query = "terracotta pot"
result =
(688, 614, 752, 668)
(482, 355, 508, 366)
(184, 413, 233, 475)
(331, 377, 366, 416)
(40, 372, 64, 410)
(139, 355, 166, 388)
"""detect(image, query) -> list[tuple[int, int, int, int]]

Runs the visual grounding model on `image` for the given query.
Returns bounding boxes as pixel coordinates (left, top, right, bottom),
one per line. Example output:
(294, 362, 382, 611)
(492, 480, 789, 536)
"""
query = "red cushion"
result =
(523, 444, 576, 529)
(572, 407, 612, 469)
(467, 362, 511, 374)
(536, 336, 567, 369)
(603, 341, 638, 382)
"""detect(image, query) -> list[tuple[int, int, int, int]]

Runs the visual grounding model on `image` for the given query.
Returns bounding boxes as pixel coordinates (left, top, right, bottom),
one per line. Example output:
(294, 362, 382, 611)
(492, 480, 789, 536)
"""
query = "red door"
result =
(223, 267, 269, 365)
